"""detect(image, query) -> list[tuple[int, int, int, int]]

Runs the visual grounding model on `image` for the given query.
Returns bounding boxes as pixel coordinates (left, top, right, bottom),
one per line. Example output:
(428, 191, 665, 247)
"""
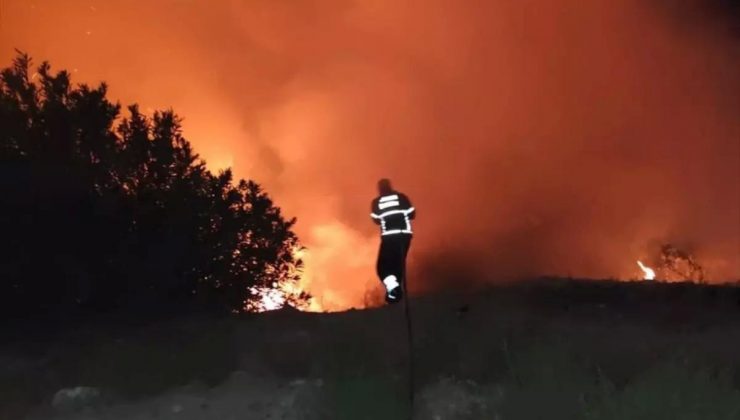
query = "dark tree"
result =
(0, 52, 303, 317)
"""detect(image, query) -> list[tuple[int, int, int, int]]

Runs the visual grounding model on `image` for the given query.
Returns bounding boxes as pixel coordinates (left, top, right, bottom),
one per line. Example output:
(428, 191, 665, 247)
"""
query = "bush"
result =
(0, 52, 303, 316)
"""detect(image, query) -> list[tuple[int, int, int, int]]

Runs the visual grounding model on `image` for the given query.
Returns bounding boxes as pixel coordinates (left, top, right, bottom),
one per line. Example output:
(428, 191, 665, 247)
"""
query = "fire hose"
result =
(400, 239, 415, 419)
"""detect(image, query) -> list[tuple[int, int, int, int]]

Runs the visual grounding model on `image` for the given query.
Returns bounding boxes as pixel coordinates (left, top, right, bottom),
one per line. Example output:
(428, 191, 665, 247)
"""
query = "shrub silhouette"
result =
(0, 52, 303, 317)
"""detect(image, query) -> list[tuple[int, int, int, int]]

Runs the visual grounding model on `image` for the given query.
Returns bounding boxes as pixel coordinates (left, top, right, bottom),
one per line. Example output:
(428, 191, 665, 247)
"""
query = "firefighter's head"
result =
(377, 178, 393, 195)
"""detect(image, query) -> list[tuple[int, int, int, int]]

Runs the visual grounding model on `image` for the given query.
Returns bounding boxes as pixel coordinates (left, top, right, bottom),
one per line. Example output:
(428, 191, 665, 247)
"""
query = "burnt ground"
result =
(2, 278, 740, 419)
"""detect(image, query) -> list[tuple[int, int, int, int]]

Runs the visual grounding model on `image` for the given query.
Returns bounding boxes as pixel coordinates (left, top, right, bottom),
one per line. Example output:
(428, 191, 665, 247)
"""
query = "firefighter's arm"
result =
(403, 194, 416, 220)
(370, 200, 381, 225)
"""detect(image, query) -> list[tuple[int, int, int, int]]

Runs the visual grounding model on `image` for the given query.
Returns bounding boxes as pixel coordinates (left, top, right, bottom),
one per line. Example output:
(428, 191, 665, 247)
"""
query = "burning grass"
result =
(245, 241, 719, 314)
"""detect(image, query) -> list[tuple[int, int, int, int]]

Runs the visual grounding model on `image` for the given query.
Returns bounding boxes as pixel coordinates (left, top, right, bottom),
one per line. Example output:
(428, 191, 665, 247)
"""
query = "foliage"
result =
(0, 52, 303, 315)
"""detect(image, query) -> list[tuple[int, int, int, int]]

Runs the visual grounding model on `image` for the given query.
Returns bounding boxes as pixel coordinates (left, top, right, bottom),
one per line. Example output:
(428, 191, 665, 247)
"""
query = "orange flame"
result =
(637, 260, 656, 280)
(245, 247, 322, 313)
(291, 221, 379, 312)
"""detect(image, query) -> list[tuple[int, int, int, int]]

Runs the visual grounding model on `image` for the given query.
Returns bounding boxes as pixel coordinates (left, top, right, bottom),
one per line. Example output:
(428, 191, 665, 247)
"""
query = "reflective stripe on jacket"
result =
(371, 192, 415, 236)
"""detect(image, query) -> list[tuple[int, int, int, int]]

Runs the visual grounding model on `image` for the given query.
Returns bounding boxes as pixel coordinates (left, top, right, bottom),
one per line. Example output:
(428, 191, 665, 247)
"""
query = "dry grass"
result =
(2, 278, 740, 419)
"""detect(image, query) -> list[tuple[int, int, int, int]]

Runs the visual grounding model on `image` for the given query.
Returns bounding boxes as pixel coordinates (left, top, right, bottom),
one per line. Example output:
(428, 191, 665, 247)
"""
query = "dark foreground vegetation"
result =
(0, 53, 303, 318)
(2, 278, 740, 419)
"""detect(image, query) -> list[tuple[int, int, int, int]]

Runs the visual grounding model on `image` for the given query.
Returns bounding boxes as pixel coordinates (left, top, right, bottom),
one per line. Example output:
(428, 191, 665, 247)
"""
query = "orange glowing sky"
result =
(2, 0, 738, 309)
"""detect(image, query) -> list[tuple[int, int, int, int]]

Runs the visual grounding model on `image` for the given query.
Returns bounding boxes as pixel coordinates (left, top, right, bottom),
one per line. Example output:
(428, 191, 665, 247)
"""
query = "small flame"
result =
(637, 260, 656, 280)
(249, 284, 286, 312)
(245, 246, 322, 313)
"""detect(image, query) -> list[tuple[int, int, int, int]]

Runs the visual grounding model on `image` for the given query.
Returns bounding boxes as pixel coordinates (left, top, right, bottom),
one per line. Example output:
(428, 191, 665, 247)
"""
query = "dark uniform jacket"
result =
(370, 191, 416, 236)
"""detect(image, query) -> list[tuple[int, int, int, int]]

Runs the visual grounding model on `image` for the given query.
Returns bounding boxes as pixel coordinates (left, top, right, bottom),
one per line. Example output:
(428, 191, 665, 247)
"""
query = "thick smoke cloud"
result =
(2, 0, 738, 309)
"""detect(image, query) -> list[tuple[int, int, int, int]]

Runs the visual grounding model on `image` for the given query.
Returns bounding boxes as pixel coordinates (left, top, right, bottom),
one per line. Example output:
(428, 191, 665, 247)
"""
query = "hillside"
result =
(3, 278, 740, 419)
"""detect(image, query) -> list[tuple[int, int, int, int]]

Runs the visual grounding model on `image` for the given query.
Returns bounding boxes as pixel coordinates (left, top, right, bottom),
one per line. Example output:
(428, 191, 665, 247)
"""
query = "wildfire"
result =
(245, 247, 322, 313)
(247, 279, 319, 313)
(637, 260, 656, 280)
(244, 221, 379, 313)
(248, 284, 287, 312)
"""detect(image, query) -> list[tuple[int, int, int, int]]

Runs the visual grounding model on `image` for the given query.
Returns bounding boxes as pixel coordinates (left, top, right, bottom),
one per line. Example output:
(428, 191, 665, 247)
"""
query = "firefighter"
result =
(370, 178, 415, 303)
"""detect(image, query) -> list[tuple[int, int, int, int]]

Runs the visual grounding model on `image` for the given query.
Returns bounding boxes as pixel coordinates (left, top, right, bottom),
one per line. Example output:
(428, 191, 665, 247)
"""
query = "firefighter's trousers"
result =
(376, 234, 412, 288)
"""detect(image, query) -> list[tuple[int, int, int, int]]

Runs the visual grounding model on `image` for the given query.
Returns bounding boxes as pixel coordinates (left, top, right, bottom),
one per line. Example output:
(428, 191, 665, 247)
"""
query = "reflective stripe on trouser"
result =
(376, 234, 412, 292)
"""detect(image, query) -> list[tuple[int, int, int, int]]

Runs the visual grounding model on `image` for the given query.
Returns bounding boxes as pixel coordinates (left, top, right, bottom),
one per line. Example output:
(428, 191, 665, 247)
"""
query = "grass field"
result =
(2, 278, 740, 419)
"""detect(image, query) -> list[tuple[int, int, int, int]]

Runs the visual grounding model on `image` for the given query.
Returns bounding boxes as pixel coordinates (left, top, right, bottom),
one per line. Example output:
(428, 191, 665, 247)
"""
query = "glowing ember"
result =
(637, 260, 656, 280)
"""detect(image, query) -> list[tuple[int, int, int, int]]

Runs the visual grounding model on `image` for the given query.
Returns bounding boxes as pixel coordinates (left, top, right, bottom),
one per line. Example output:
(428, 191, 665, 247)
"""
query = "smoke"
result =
(3, 0, 738, 308)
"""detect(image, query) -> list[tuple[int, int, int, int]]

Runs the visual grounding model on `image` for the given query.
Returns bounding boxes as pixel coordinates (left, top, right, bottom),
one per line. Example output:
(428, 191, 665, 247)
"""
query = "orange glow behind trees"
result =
(3, 1, 738, 311)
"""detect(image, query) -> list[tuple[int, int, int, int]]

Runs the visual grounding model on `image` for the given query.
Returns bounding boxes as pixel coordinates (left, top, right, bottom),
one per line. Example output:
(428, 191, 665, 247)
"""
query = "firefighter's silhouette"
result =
(371, 179, 415, 303)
